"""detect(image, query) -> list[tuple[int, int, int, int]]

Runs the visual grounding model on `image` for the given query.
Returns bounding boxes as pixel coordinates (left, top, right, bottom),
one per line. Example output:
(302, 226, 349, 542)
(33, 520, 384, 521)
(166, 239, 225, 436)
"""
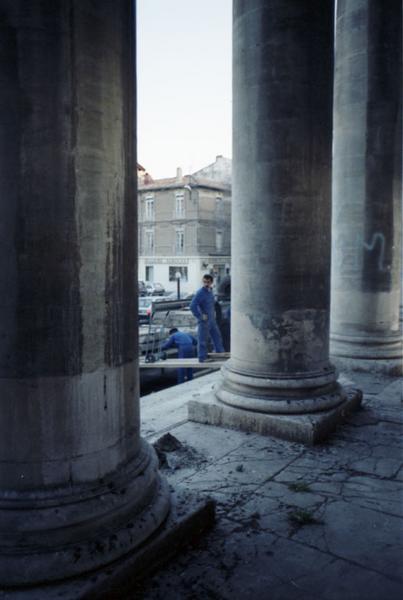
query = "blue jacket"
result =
(161, 331, 197, 355)
(190, 287, 216, 321)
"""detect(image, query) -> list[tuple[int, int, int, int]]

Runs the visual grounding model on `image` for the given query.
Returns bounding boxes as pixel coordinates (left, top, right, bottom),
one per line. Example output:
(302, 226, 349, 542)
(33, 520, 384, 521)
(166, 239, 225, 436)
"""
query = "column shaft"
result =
(331, 0, 402, 374)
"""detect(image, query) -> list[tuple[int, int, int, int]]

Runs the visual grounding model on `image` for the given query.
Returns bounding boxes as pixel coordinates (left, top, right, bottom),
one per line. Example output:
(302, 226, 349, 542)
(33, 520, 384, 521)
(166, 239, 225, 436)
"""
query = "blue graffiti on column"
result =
(363, 232, 388, 272)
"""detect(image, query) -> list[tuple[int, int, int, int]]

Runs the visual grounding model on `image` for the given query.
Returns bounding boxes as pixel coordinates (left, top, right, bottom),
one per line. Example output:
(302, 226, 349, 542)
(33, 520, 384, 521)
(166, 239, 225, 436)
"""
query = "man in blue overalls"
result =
(190, 274, 225, 362)
(161, 328, 197, 384)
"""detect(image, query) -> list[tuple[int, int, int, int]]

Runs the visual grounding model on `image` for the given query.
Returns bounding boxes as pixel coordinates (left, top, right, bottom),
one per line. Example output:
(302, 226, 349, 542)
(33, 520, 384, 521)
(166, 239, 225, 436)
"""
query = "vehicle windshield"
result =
(139, 298, 151, 307)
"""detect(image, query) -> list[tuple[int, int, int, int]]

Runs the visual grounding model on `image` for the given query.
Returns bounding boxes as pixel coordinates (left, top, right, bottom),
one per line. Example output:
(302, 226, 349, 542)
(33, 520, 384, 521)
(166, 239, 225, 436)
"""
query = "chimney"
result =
(176, 167, 182, 180)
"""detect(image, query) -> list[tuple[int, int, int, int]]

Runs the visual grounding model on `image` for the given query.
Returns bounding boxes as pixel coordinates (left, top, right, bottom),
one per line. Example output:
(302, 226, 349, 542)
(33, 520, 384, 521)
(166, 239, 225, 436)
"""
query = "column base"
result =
(331, 355, 402, 376)
(188, 387, 362, 445)
(0, 440, 171, 588)
(331, 335, 402, 375)
(0, 491, 215, 600)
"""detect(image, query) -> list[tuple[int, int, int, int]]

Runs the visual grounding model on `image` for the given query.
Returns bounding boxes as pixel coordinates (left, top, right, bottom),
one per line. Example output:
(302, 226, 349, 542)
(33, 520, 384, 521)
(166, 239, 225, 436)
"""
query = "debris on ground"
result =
(152, 432, 207, 471)
(153, 432, 183, 452)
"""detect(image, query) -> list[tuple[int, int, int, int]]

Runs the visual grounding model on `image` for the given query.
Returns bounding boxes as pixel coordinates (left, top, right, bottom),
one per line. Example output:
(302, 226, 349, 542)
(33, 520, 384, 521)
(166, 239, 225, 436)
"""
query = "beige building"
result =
(138, 158, 231, 294)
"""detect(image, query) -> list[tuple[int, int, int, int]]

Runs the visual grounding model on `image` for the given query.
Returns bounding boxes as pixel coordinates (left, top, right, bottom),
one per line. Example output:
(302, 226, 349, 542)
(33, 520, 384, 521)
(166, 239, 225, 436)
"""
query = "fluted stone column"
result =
(189, 0, 361, 444)
(331, 0, 402, 374)
(0, 0, 170, 587)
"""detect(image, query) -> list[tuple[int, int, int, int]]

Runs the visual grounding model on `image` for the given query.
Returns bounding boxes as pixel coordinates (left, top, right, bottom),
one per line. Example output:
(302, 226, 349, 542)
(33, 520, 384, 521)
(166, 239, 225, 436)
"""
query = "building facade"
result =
(138, 160, 231, 294)
(192, 154, 232, 185)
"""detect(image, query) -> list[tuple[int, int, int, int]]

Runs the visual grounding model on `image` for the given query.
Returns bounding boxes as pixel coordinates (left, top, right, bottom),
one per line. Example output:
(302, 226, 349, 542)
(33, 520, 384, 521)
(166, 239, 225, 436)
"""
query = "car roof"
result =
(139, 296, 164, 303)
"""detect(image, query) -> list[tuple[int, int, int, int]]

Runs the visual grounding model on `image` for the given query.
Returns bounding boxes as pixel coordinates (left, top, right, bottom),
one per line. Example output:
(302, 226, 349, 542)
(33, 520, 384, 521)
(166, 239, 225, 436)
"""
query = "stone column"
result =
(331, 0, 402, 374)
(190, 0, 361, 444)
(0, 0, 170, 586)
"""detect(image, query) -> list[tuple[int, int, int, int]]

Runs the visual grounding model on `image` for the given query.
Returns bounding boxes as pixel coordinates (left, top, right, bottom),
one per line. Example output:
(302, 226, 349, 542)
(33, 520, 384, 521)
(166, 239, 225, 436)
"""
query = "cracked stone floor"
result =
(137, 370, 403, 600)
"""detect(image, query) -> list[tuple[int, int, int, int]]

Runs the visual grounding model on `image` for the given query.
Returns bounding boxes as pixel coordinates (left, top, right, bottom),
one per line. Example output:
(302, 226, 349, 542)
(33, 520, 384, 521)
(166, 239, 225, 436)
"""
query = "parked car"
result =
(138, 297, 153, 324)
(138, 280, 147, 296)
(138, 296, 165, 324)
(145, 282, 165, 296)
(164, 290, 190, 301)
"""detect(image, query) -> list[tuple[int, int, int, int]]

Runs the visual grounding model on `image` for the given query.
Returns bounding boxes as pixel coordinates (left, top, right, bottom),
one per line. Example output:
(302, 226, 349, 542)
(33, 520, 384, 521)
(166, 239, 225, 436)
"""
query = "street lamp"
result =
(175, 271, 181, 300)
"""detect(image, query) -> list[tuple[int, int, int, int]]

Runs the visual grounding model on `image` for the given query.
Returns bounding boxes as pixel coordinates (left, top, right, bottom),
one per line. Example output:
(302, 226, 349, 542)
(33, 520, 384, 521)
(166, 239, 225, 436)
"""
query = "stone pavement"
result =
(138, 370, 403, 600)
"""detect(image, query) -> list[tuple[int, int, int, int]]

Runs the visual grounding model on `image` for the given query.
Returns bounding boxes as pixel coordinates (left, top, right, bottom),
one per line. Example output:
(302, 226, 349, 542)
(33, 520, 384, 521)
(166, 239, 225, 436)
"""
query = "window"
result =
(175, 228, 184, 254)
(216, 196, 223, 215)
(216, 229, 223, 252)
(169, 266, 188, 282)
(145, 266, 154, 282)
(145, 195, 154, 220)
(175, 192, 185, 217)
(145, 229, 154, 252)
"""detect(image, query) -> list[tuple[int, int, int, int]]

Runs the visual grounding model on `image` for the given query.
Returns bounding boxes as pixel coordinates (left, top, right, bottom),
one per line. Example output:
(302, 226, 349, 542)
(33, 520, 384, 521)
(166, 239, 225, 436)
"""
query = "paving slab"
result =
(141, 373, 221, 439)
(363, 378, 403, 423)
(341, 475, 403, 517)
(136, 370, 403, 599)
(339, 371, 396, 396)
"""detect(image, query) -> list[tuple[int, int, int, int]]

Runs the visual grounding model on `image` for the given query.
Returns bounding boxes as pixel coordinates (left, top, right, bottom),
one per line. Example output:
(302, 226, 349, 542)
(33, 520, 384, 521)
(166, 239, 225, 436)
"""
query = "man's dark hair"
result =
(203, 273, 213, 282)
(169, 328, 178, 335)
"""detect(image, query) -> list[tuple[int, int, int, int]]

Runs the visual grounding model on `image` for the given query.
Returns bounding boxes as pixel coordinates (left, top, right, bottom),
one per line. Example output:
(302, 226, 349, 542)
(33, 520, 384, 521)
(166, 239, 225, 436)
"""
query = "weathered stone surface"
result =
(0, 0, 173, 589)
(331, 0, 402, 373)
(0, 490, 215, 600)
(213, 0, 355, 436)
(228, 0, 335, 377)
(133, 370, 403, 600)
(189, 388, 362, 445)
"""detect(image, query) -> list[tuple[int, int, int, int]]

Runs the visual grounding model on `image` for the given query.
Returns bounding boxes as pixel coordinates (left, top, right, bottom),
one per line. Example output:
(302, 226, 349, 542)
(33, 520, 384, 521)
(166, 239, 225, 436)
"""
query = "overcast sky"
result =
(136, 0, 232, 179)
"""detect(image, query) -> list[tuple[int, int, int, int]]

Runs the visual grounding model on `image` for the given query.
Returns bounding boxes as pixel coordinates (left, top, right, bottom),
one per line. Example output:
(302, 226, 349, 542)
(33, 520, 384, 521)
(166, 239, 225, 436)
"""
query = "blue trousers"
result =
(197, 319, 224, 362)
(178, 345, 194, 384)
